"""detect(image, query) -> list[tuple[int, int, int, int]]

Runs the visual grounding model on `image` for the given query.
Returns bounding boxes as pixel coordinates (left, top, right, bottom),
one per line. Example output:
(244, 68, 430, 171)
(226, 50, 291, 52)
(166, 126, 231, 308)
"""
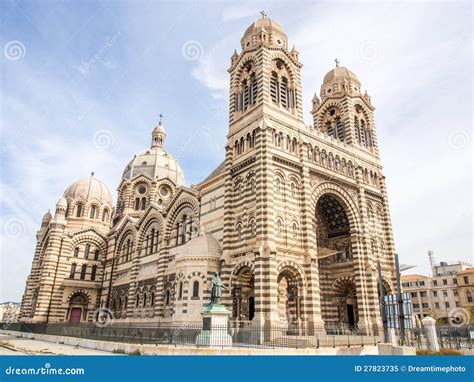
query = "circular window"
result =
(138, 186, 147, 194)
(159, 186, 170, 198)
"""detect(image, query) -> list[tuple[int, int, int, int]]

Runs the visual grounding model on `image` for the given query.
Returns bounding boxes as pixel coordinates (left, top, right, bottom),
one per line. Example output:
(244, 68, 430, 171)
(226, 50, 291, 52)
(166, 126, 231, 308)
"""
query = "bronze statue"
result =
(210, 272, 227, 305)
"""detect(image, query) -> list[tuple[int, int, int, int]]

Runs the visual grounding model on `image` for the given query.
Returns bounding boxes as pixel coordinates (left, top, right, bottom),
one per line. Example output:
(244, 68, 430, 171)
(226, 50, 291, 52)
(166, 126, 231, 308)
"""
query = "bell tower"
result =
(227, 12, 304, 134)
(311, 59, 380, 157)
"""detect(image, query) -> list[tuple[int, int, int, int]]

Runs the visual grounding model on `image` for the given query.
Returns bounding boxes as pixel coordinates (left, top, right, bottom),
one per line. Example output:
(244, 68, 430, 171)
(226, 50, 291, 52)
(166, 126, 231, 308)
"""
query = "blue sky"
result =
(1, 0, 472, 302)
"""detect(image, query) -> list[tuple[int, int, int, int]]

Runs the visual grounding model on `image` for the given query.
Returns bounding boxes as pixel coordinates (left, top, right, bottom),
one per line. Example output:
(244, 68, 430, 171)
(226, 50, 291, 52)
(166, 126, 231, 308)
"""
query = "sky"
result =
(0, 0, 472, 302)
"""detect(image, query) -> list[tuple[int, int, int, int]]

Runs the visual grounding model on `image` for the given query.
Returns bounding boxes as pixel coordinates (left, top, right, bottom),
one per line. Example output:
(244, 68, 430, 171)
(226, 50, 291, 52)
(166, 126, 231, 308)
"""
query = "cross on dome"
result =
(260, 10, 267, 19)
(335, 58, 340, 67)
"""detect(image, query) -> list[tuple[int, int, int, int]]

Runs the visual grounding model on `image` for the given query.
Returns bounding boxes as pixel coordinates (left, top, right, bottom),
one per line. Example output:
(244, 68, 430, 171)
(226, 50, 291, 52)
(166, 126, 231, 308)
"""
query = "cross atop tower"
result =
(260, 10, 267, 19)
(335, 58, 340, 67)
(159, 113, 164, 124)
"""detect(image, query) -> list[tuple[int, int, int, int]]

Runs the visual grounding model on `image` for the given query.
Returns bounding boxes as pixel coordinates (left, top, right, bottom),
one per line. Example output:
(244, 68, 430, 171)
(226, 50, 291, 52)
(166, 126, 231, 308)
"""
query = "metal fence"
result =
(2, 322, 472, 352)
(1, 322, 380, 349)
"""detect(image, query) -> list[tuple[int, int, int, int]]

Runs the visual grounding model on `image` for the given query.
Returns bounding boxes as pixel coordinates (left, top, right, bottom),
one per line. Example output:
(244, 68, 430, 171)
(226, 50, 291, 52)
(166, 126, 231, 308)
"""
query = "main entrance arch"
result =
(312, 187, 361, 329)
(67, 292, 89, 323)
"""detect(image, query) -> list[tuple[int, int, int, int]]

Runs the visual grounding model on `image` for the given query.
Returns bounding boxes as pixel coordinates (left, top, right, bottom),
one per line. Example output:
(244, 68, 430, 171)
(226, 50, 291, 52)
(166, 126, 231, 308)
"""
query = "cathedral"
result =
(19, 15, 398, 334)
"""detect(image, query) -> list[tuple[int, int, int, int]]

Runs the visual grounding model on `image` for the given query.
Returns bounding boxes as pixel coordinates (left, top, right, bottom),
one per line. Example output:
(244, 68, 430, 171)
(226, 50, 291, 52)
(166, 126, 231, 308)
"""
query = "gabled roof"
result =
(201, 160, 225, 183)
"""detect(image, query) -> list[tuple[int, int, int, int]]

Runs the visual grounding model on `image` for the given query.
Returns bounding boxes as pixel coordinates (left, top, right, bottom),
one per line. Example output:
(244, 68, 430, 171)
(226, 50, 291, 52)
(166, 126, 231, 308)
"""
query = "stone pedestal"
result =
(422, 316, 440, 352)
(195, 304, 232, 348)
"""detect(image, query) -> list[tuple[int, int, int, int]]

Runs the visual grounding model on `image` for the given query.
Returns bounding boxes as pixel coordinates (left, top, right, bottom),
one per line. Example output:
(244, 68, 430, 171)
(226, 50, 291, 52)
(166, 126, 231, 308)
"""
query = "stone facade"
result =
(19, 16, 397, 333)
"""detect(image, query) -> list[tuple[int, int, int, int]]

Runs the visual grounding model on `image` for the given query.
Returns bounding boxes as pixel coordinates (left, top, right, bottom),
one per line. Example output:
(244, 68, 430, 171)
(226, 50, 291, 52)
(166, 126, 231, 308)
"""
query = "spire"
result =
(151, 117, 166, 148)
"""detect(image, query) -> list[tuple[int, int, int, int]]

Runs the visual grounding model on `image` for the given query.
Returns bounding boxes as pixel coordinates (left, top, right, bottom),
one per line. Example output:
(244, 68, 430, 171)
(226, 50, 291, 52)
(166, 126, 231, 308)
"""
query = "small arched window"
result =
(136, 295, 140, 308)
(134, 198, 140, 210)
(178, 282, 183, 300)
(165, 290, 171, 305)
(150, 292, 155, 306)
(192, 281, 200, 299)
(94, 249, 99, 261)
(80, 264, 87, 280)
(74, 247, 79, 257)
(143, 293, 147, 307)
(76, 204, 83, 217)
(141, 197, 146, 210)
(102, 209, 109, 222)
(89, 206, 96, 219)
(84, 244, 90, 259)
(69, 263, 76, 279)
(91, 265, 97, 281)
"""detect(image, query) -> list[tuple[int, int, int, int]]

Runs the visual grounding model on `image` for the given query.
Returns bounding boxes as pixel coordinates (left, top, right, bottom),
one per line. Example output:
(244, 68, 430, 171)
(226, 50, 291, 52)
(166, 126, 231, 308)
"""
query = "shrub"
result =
(112, 348, 126, 354)
(416, 348, 462, 356)
(128, 349, 141, 355)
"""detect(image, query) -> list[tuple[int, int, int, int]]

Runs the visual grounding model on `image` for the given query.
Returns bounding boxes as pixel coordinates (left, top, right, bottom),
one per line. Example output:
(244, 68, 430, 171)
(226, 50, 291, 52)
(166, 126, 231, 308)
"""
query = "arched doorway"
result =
(68, 292, 88, 323)
(277, 266, 304, 328)
(316, 193, 357, 328)
(231, 266, 254, 322)
(333, 278, 358, 330)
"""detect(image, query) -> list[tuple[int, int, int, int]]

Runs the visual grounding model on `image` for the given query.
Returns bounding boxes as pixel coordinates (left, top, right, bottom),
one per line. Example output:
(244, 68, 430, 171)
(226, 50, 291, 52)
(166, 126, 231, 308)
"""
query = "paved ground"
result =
(0, 334, 115, 355)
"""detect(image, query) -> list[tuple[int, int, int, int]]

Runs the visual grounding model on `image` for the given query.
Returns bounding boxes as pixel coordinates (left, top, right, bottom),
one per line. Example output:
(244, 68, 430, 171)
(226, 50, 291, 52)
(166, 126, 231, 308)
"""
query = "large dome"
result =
(64, 173, 113, 206)
(121, 122, 185, 187)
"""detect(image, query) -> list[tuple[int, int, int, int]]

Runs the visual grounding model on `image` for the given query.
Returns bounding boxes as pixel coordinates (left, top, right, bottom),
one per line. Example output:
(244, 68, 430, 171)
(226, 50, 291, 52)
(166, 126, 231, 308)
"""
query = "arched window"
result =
(236, 222, 243, 240)
(150, 292, 155, 306)
(94, 249, 99, 261)
(192, 281, 200, 299)
(91, 265, 97, 281)
(165, 290, 171, 305)
(136, 295, 140, 308)
(292, 222, 298, 239)
(102, 209, 109, 222)
(69, 263, 76, 279)
(141, 197, 146, 210)
(249, 219, 257, 236)
(276, 218, 283, 235)
(134, 198, 140, 210)
(143, 293, 147, 307)
(280, 77, 288, 108)
(150, 228, 155, 254)
(89, 206, 96, 219)
(76, 204, 83, 217)
(467, 291, 473, 303)
(178, 282, 183, 300)
(74, 247, 79, 257)
(270, 72, 278, 103)
(84, 244, 90, 259)
(80, 264, 87, 280)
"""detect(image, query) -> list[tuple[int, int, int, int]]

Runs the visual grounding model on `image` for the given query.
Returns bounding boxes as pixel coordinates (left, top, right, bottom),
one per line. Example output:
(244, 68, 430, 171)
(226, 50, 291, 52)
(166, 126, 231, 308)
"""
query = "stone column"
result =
(422, 316, 440, 352)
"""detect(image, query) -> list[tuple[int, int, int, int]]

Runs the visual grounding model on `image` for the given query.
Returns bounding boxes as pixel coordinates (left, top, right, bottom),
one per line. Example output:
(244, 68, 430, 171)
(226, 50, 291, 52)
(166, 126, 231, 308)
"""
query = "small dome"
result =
(64, 174, 113, 207)
(243, 17, 285, 37)
(42, 210, 52, 221)
(56, 196, 68, 208)
(122, 122, 185, 187)
(323, 66, 359, 84)
(153, 122, 166, 136)
(241, 15, 288, 50)
(178, 233, 222, 259)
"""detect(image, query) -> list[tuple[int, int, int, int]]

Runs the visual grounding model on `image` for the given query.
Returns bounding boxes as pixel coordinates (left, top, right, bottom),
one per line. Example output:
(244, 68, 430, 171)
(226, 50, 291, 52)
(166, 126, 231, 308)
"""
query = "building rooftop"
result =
(400, 274, 428, 281)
